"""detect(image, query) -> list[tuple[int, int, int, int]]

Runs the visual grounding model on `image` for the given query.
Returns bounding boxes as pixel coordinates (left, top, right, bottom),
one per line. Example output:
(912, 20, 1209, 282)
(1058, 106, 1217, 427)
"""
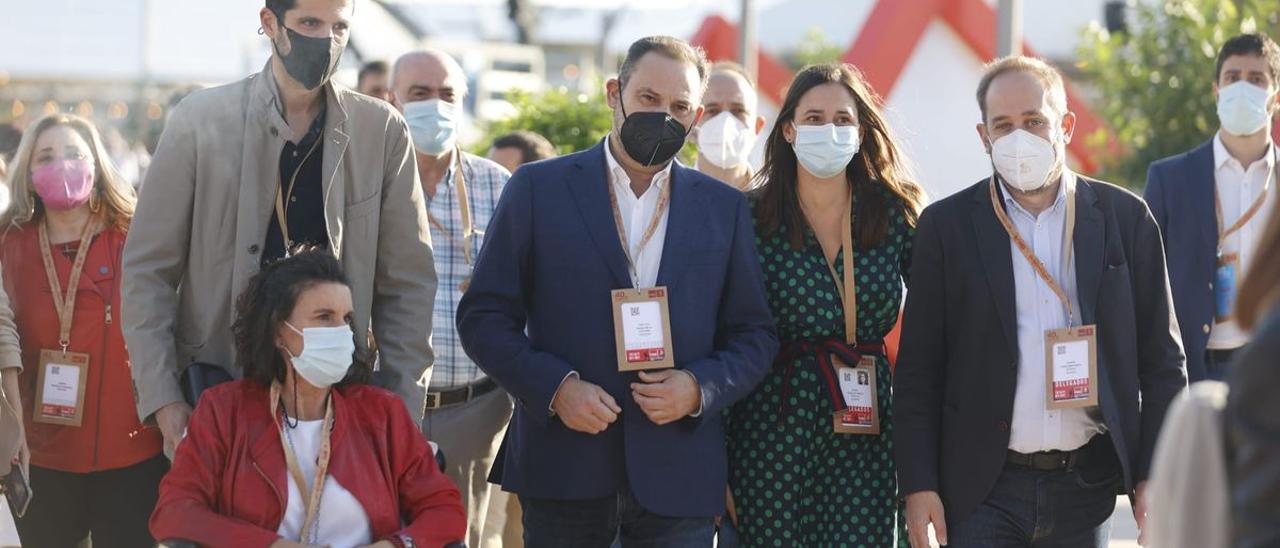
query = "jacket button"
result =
(1203, 324, 1211, 334)
(270, 127, 279, 137)
(248, 244, 260, 255)
(997, 420, 1010, 432)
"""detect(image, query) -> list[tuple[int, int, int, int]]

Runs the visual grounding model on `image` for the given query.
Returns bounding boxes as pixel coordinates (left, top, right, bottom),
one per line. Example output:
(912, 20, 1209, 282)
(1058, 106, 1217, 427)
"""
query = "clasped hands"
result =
(551, 370, 701, 434)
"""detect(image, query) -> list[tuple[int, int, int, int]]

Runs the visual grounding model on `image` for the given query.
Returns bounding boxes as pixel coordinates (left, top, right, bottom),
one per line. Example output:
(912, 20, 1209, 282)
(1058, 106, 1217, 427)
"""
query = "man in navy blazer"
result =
(456, 36, 777, 547)
(1145, 33, 1280, 383)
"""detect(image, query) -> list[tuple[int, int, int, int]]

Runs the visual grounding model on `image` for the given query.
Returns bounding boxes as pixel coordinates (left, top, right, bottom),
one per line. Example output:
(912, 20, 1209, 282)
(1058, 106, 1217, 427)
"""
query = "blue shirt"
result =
(427, 152, 509, 390)
(1000, 171, 1104, 453)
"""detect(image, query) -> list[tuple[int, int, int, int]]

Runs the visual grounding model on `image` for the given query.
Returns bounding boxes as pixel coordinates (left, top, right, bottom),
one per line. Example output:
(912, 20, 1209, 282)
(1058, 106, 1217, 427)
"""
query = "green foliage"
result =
(1076, 0, 1280, 188)
(790, 27, 844, 71)
(475, 86, 615, 155)
(473, 84, 699, 165)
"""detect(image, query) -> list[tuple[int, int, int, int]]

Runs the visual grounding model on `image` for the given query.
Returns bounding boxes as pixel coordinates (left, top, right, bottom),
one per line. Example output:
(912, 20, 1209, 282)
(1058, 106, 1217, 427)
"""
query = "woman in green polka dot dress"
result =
(726, 63, 923, 547)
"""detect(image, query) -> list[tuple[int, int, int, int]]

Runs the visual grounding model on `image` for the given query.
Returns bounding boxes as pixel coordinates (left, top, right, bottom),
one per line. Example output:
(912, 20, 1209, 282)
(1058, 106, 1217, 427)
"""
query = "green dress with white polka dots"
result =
(726, 191, 914, 548)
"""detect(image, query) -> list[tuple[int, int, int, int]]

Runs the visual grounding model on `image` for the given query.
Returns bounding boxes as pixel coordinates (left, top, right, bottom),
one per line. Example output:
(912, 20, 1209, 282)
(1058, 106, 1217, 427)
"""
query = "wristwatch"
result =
(388, 534, 416, 548)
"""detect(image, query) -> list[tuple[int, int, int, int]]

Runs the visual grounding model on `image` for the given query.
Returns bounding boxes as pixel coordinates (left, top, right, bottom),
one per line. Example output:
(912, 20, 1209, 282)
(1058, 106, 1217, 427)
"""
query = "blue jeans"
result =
(520, 483, 716, 548)
(948, 445, 1121, 547)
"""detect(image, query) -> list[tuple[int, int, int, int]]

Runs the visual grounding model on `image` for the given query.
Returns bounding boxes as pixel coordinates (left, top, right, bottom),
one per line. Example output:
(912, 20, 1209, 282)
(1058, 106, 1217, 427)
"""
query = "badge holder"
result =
(33, 348, 90, 426)
(833, 355, 880, 435)
(1044, 325, 1099, 410)
(612, 287, 675, 372)
(1215, 252, 1239, 323)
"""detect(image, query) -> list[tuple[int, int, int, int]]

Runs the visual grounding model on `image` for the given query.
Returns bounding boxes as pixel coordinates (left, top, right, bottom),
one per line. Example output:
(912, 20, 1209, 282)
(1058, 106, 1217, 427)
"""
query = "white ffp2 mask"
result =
(990, 129, 1059, 192)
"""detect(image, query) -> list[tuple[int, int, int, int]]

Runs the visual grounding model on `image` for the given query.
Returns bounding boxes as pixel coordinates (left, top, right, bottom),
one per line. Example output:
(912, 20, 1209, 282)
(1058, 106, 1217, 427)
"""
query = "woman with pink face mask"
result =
(0, 114, 163, 547)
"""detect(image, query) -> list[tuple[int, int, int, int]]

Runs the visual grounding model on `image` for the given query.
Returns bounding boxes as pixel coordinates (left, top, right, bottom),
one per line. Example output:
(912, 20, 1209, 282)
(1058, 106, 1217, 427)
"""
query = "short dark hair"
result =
(492, 131, 557, 165)
(1216, 33, 1280, 84)
(265, 0, 295, 17)
(358, 60, 388, 87)
(233, 247, 370, 388)
(617, 36, 710, 93)
(975, 55, 1067, 123)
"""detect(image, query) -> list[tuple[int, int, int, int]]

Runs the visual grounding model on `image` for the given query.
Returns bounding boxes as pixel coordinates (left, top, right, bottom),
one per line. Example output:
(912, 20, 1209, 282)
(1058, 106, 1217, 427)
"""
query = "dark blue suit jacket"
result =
(455, 140, 778, 517)
(1144, 140, 1217, 382)
(894, 176, 1187, 524)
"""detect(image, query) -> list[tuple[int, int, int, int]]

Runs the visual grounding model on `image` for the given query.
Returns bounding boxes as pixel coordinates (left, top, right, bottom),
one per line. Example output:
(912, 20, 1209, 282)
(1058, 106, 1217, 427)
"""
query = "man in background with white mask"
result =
(124, 0, 436, 460)
(390, 47, 513, 548)
(895, 55, 1186, 548)
(694, 62, 766, 190)
(1145, 33, 1279, 383)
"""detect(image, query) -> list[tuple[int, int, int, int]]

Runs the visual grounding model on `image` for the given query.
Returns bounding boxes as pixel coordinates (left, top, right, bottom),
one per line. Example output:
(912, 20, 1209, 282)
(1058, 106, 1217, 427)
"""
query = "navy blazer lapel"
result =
(567, 141, 631, 288)
(656, 163, 706, 287)
(970, 179, 1019, 364)
(1188, 140, 1219, 273)
(1073, 178, 1106, 326)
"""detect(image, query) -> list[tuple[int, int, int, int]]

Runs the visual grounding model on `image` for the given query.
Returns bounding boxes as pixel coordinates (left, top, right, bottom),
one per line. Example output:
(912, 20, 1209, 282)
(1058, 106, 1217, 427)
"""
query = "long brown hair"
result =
(1237, 196, 1280, 330)
(751, 63, 924, 250)
(0, 114, 136, 233)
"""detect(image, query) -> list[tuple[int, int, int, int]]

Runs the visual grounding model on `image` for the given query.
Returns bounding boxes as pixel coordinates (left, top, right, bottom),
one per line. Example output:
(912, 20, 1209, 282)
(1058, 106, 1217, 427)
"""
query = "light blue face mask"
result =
(284, 322, 355, 388)
(1218, 81, 1275, 137)
(403, 99, 459, 155)
(792, 123, 861, 179)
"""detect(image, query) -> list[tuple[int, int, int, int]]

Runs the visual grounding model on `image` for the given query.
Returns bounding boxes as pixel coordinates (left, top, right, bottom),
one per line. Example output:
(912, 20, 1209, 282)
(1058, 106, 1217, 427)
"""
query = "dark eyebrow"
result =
(312, 307, 337, 316)
(802, 109, 825, 116)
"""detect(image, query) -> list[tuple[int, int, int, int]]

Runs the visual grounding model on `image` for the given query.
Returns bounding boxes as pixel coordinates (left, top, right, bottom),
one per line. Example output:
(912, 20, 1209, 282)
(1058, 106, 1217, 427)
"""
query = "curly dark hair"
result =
(232, 246, 370, 387)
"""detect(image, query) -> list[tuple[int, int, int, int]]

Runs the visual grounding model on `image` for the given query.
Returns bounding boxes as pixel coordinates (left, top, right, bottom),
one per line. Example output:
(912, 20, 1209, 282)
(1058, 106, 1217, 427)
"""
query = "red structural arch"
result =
(690, 0, 1115, 173)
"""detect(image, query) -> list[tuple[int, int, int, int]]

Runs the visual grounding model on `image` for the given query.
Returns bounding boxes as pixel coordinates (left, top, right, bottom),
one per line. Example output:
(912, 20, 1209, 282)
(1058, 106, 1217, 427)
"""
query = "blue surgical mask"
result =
(1218, 81, 1275, 137)
(403, 99, 459, 155)
(792, 123, 860, 179)
(285, 322, 355, 388)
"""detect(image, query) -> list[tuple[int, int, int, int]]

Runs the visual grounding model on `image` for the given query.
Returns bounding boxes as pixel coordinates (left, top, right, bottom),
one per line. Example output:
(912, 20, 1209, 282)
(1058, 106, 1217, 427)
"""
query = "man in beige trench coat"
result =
(122, 0, 437, 458)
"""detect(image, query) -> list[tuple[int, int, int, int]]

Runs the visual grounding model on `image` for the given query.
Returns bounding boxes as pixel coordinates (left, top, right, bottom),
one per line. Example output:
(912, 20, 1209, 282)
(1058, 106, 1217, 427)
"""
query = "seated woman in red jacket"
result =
(150, 249, 465, 548)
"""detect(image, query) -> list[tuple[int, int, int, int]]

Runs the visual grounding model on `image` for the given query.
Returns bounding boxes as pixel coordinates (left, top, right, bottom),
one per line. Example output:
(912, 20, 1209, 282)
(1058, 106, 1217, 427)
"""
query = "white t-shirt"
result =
(277, 420, 373, 547)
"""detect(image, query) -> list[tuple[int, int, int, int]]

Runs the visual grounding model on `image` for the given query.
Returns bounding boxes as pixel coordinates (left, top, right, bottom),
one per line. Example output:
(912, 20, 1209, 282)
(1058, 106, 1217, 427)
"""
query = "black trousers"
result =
(12, 454, 168, 548)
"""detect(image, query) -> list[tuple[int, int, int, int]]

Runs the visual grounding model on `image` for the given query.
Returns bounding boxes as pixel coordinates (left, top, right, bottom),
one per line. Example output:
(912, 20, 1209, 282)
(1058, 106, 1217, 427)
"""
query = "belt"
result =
(424, 377, 498, 410)
(1206, 347, 1237, 363)
(1006, 435, 1104, 472)
(775, 338, 885, 422)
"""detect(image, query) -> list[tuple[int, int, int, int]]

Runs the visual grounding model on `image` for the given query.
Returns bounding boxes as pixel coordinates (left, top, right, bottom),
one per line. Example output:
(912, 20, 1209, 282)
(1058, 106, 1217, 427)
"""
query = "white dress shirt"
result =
(604, 139, 672, 288)
(1002, 172, 1105, 454)
(277, 420, 373, 547)
(1208, 133, 1277, 350)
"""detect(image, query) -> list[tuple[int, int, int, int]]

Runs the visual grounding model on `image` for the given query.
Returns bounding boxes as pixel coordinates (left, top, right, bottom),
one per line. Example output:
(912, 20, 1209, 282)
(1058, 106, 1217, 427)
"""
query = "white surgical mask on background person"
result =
(990, 128, 1060, 192)
(697, 112, 756, 169)
(404, 99, 459, 155)
(1217, 80, 1275, 136)
(792, 123, 860, 179)
(284, 322, 355, 388)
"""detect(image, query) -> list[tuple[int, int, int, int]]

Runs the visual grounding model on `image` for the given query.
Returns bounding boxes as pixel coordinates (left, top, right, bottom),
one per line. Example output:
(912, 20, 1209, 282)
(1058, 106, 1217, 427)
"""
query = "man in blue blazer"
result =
(456, 35, 777, 547)
(1145, 33, 1279, 382)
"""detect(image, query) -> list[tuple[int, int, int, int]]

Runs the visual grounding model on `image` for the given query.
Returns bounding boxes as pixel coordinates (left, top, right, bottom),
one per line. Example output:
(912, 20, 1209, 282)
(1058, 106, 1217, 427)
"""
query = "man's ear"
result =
(260, 8, 280, 42)
(976, 123, 992, 154)
(1061, 111, 1078, 145)
(754, 115, 767, 135)
(606, 79, 622, 111)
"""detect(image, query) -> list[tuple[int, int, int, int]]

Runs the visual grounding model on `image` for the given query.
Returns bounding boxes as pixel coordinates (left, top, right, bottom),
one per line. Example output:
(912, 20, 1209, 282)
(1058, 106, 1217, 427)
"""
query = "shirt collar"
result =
(1000, 169, 1073, 219)
(436, 150, 463, 188)
(603, 136, 673, 194)
(1213, 131, 1277, 172)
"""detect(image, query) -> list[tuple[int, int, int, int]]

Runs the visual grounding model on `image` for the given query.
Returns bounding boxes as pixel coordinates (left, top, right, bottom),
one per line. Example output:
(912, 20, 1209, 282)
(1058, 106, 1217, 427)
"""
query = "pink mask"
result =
(32, 159, 95, 210)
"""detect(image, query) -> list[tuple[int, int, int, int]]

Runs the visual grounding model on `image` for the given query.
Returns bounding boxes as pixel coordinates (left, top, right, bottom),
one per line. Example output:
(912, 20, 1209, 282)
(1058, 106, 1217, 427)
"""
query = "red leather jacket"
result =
(150, 380, 465, 547)
(0, 225, 163, 473)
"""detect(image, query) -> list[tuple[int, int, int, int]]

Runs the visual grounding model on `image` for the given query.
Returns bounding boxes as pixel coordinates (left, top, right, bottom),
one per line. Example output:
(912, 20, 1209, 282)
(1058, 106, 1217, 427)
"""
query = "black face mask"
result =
(272, 24, 344, 90)
(617, 97, 692, 167)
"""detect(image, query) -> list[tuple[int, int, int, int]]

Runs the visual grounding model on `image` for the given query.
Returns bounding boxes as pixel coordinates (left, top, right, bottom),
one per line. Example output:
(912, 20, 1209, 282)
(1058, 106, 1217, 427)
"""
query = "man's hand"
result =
(155, 402, 193, 460)
(631, 370, 701, 425)
(1134, 481, 1149, 546)
(905, 490, 947, 548)
(725, 485, 739, 527)
(552, 376, 621, 434)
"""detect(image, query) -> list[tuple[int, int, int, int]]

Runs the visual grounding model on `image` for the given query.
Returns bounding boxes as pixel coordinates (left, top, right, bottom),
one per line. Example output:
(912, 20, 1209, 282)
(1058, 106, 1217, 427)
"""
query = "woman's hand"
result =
(726, 485, 739, 527)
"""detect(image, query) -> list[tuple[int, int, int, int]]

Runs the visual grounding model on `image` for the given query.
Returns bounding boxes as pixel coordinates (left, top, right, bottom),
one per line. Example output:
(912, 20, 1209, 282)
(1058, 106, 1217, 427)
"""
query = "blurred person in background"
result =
(0, 124, 22, 164)
(694, 62, 766, 191)
(390, 47, 514, 548)
(487, 130, 556, 174)
(122, 0, 436, 462)
(1144, 33, 1279, 383)
(725, 62, 922, 546)
(0, 113, 164, 547)
(358, 60, 392, 102)
(150, 249, 465, 548)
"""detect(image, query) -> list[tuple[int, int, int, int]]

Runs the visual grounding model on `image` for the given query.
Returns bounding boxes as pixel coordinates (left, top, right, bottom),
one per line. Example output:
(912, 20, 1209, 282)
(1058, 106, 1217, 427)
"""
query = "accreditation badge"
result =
(1044, 325, 1099, 410)
(33, 349, 90, 426)
(611, 287, 675, 372)
(833, 355, 880, 435)
(1215, 252, 1239, 322)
